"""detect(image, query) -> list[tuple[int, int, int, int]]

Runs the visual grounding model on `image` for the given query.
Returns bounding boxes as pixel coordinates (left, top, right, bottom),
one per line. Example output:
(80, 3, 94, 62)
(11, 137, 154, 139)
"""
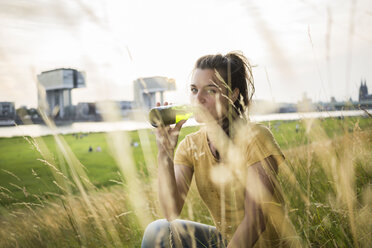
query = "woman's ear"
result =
(232, 88, 240, 102)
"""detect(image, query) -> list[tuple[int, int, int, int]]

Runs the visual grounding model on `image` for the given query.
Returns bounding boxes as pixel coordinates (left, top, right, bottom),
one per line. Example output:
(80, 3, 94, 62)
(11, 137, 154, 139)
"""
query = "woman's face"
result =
(190, 69, 230, 123)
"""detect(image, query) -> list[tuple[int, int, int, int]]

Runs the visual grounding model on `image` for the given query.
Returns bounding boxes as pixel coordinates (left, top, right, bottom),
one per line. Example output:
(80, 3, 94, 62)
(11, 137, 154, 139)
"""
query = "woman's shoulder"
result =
(239, 121, 285, 166)
(179, 128, 205, 147)
(184, 128, 205, 142)
(175, 128, 206, 164)
(234, 121, 273, 141)
(186, 128, 204, 138)
(248, 122, 273, 136)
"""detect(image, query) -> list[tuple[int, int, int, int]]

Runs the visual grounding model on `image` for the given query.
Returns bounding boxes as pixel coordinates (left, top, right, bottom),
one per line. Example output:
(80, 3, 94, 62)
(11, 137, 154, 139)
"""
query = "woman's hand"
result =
(154, 102, 187, 159)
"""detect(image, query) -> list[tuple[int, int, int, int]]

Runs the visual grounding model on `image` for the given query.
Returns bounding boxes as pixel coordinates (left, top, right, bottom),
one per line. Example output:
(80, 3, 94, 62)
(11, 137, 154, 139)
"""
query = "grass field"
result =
(0, 116, 371, 247)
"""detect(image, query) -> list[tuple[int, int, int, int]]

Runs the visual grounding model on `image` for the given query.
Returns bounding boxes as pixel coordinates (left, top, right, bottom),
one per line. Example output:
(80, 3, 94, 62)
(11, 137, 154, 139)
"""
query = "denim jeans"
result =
(141, 219, 226, 248)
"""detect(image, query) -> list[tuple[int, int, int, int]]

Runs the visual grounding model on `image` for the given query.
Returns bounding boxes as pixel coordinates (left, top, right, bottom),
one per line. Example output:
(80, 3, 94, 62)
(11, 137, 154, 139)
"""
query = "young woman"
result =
(141, 52, 300, 248)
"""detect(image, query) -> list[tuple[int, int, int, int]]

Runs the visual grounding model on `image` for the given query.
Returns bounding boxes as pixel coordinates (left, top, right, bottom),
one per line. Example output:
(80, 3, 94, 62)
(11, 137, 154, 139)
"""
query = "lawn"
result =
(0, 116, 371, 247)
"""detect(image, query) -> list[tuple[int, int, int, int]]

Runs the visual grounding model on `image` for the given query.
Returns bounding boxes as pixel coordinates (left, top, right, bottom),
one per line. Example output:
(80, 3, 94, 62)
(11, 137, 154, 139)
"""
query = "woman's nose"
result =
(196, 92, 206, 104)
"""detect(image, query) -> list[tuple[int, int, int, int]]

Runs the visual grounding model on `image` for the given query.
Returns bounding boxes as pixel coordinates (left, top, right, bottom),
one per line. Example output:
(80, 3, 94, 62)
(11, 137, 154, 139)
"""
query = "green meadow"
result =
(0, 116, 371, 247)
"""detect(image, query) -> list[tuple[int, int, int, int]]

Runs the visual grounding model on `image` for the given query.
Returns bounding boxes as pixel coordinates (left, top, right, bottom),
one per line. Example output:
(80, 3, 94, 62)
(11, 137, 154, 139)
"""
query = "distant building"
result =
(118, 101, 133, 117)
(359, 79, 372, 101)
(37, 68, 86, 119)
(76, 102, 98, 121)
(251, 100, 282, 114)
(278, 103, 297, 113)
(317, 97, 337, 111)
(297, 92, 313, 112)
(0, 102, 15, 120)
(133, 76, 176, 109)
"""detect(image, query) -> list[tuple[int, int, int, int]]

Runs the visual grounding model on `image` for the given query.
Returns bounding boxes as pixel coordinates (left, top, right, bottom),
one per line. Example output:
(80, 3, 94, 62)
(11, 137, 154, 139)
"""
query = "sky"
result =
(0, 0, 372, 108)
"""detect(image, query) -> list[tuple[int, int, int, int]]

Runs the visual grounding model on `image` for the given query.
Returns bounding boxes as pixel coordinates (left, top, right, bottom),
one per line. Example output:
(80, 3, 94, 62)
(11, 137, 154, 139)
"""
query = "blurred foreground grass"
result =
(0, 116, 371, 247)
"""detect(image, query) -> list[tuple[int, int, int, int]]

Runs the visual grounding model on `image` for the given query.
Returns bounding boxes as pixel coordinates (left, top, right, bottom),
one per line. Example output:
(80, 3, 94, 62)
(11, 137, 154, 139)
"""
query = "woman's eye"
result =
(191, 88, 198, 94)
(206, 89, 217, 94)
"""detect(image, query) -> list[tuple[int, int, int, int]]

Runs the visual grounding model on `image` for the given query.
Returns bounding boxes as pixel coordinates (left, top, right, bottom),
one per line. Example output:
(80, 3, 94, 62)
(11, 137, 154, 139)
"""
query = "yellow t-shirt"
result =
(174, 122, 300, 247)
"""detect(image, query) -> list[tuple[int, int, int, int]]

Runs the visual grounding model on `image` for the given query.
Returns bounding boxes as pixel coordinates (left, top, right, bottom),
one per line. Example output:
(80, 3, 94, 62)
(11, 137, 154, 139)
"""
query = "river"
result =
(0, 110, 368, 138)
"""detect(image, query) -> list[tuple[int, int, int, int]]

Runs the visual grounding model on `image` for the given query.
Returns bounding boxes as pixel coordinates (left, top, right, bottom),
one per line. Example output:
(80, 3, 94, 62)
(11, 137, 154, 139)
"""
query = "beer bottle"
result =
(149, 105, 193, 127)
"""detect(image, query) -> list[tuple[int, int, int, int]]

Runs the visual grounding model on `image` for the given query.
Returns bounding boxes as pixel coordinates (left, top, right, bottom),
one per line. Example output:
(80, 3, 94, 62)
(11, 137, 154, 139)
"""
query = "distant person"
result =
(296, 124, 299, 133)
(131, 141, 139, 147)
(88, 146, 93, 152)
(142, 52, 300, 247)
(96, 146, 102, 152)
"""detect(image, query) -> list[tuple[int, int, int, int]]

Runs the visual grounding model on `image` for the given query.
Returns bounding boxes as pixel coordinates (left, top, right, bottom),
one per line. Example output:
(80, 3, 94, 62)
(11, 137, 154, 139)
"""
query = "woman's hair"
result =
(194, 51, 255, 118)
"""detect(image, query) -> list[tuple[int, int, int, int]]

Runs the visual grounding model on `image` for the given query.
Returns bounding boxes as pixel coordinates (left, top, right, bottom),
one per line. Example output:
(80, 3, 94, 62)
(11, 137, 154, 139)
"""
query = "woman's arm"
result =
(157, 158, 193, 220)
(227, 155, 279, 248)
(155, 103, 193, 220)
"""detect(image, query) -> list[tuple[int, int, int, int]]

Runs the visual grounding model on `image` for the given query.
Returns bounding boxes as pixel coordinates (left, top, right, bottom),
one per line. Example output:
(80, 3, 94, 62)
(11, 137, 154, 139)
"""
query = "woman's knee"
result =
(144, 219, 170, 234)
(142, 219, 170, 248)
